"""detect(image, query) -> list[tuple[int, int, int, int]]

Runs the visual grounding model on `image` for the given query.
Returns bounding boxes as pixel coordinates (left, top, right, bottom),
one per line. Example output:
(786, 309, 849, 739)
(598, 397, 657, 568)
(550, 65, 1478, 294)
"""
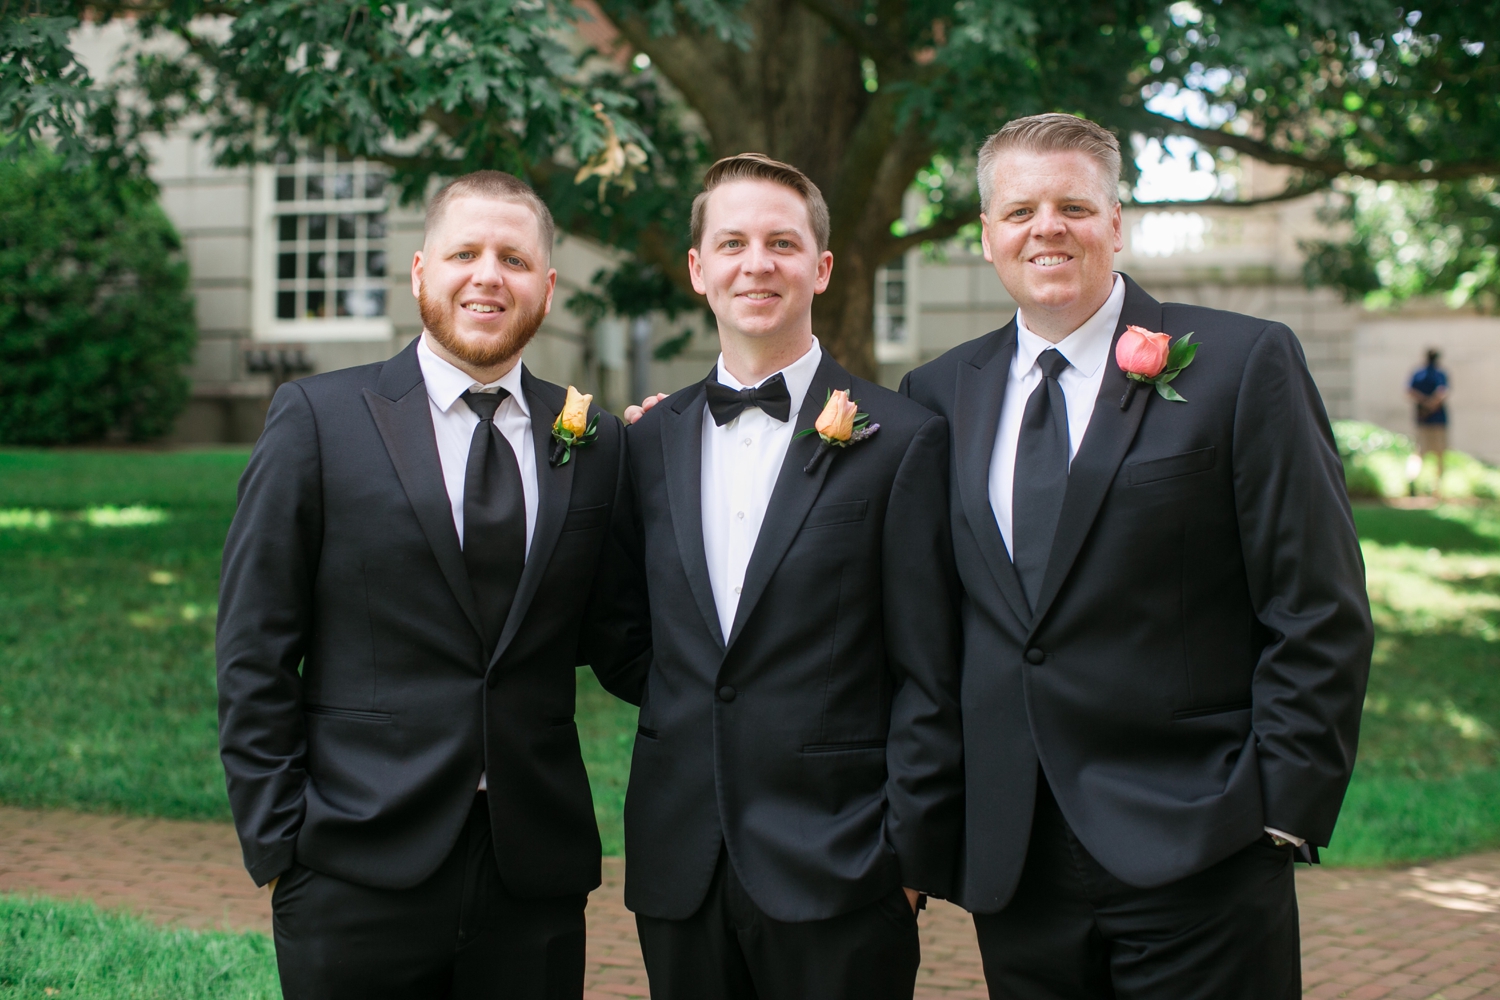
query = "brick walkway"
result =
(2, 806, 1497, 998)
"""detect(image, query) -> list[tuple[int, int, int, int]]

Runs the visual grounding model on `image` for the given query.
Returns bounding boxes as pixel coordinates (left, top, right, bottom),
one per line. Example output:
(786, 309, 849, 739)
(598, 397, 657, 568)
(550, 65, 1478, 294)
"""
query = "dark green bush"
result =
(0, 154, 196, 444)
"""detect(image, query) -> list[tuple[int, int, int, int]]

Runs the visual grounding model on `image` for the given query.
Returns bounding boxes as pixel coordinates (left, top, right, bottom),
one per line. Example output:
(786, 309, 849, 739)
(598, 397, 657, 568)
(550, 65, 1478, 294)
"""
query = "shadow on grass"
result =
(1352, 504, 1500, 554)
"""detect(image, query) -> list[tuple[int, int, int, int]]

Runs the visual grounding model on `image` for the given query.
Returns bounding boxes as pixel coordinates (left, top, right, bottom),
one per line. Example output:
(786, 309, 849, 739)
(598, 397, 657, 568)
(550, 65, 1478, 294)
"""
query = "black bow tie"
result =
(705, 371, 792, 425)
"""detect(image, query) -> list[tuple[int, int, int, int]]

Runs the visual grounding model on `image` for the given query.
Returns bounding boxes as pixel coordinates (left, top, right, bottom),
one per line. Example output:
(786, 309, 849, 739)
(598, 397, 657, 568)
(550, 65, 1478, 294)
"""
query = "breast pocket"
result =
(1126, 446, 1217, 486)
(802, 499, 868, 529)
(560, 503, 609, 532)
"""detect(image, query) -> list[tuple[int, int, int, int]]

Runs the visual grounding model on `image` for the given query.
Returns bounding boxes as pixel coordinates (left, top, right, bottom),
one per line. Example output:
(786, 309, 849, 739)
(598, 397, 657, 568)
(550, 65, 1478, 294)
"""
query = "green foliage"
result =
(1333, 420, 1500, 500)
(0, 895, 279, 999)
(0, 153, 195, 445)
(1306, 178, 1500, 310)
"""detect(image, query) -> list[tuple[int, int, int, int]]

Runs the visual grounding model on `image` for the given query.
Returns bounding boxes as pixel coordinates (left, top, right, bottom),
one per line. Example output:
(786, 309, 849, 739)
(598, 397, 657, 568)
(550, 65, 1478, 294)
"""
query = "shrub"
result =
(1332, 419, 1500, 499)
(0, 154, 196, 444)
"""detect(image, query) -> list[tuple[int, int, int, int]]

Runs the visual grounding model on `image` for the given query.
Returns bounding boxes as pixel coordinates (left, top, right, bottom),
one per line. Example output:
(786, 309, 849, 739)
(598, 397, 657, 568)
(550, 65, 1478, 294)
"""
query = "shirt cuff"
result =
(1265, 826, 1305, 848)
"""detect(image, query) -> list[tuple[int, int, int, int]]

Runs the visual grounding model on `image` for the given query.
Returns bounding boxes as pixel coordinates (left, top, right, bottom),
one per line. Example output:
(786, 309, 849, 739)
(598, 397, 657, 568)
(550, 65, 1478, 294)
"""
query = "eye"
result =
(723, 239, 743, 249)
(1010, 208, 1032, 219)
(504, 255, 525, 267)
(455, 251, 477, 260)
(773, 239, 794, 250)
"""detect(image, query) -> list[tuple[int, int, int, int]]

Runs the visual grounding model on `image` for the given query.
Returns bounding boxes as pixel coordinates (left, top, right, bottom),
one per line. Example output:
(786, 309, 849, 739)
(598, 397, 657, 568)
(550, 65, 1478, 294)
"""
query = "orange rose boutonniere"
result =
(549, 386, 600, 466)
(1117, 326, 1199, 409)
(795, 389, 879, 473)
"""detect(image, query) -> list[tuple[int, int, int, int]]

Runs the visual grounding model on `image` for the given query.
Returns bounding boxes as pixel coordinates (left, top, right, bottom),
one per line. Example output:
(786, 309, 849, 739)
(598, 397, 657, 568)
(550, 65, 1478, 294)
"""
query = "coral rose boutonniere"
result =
(549, 386, 599, 466)
(1116, 326, 1199, 409)
(795, 389, 879, 473)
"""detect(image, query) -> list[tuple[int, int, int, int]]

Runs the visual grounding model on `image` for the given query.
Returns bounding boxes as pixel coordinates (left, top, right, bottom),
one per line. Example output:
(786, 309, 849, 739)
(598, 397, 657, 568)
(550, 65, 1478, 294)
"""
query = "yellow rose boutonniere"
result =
(550, 386, 600, 466)
(795, 389, 879, 473)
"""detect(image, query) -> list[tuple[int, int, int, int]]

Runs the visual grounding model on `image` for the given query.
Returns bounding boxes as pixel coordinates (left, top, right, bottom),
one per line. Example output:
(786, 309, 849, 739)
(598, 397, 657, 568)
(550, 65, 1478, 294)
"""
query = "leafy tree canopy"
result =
(5, 0, 1497, 376)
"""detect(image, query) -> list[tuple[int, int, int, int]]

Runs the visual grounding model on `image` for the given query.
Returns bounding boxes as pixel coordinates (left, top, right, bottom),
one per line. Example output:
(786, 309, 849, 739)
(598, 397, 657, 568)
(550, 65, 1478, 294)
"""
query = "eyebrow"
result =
(709, 228, 805, 241)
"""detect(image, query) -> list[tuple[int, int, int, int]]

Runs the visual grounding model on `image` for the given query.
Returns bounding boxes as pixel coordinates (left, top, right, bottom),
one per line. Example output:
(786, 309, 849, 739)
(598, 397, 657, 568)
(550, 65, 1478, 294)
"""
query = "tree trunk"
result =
(605, 0, 923, 380)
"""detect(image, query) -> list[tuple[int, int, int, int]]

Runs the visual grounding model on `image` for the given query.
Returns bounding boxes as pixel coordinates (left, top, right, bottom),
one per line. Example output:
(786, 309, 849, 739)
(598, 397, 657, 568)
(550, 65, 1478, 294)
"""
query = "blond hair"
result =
(424, 170, 555, 259)
(977, 114, 1122, 212)
(690, 153, 831, 252)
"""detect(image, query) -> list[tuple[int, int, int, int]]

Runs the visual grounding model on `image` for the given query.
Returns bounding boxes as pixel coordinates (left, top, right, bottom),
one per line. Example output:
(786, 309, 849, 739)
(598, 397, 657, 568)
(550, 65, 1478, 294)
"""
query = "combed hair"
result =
(976, 113, 1122, 212)
(424, 170, 555, 258)
(690, 153, 831, 252)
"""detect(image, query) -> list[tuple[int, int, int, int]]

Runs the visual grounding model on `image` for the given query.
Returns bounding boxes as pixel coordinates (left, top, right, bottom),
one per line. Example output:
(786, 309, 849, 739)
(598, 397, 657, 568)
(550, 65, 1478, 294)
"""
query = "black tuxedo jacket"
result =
(608, 352, 964, 923)
(216, 338, 644, 894)
(902, 275, 1372, 913)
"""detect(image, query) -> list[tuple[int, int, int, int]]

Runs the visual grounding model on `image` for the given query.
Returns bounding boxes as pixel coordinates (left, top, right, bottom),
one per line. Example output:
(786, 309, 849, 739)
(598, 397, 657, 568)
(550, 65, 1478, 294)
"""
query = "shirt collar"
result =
(417, 333, 530, 417)
(714, 337, 823, 421)
(1013, 273, 1125, 380)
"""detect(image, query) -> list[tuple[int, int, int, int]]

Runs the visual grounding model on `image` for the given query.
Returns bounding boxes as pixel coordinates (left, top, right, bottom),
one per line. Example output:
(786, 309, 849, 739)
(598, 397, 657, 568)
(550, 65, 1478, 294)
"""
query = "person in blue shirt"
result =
(1408, 349, 1450, 493)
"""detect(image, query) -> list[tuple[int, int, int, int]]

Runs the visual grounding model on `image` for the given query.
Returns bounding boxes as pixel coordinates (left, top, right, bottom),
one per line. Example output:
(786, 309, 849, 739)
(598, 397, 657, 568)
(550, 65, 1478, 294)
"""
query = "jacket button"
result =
(1024, 648, 1046, 665)
(718, 685, 737, 703)
(487, 672, 499, 689)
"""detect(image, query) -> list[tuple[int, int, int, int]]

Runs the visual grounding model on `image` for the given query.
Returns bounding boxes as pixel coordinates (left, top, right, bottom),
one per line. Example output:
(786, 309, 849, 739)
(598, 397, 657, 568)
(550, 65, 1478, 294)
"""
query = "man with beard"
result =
(217, 170, 646, 1000)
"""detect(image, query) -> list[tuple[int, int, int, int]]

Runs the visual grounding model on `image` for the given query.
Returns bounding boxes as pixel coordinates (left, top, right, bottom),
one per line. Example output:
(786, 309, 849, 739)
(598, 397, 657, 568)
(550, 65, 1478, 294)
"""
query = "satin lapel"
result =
(954, 325, 1032, 625)
(489, 369, 573, 668)
(725, 353, 847, 650)
(662, 382, 725, 648)
(1028, 276, 1164, 631)
(363, 342, 483, 643)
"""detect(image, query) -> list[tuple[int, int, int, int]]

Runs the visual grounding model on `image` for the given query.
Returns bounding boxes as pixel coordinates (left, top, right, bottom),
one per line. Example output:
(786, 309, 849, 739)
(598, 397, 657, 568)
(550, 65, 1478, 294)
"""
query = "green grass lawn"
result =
(0, 895, 279, 998)
(1, 449, 1498, 866)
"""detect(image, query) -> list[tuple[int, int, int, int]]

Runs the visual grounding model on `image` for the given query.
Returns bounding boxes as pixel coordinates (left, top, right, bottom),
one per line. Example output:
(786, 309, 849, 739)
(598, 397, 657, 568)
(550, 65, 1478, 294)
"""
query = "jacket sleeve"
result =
(882, 414, 965, 896)
(577, 415, 652, 705)
(215, 381, 322, 886)
(1233, 323, 1373, 847)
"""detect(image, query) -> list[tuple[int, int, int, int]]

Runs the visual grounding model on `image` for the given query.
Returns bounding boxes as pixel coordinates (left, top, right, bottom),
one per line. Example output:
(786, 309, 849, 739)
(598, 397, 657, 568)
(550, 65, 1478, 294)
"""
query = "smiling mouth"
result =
(740, 291, 779, 300)
(462, 302, 504, 314)
(1030, 254, 1073, 268)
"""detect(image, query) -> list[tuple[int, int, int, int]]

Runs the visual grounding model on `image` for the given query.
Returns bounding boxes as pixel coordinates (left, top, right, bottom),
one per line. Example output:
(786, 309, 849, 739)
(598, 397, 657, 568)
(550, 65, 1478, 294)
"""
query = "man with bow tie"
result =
(607, 153, 964, 999)
(902, 114, 1372, 999)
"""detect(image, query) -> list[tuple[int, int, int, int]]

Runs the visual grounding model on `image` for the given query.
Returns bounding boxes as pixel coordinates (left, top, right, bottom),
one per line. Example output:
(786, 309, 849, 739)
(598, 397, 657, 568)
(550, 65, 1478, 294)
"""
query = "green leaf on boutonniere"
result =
(1155, 382, 1187, 402)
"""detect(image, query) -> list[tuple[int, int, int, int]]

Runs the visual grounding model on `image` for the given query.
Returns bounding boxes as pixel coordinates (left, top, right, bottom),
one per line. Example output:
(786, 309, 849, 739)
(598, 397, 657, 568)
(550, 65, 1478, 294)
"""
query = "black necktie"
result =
(705, 372, 792, 425)
(461, 389, 527, 658)
(1012, 348, 1071, 611)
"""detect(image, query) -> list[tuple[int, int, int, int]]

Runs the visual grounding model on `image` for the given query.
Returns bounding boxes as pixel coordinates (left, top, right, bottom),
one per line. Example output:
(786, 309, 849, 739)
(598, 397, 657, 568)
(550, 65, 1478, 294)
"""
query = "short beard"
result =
(418, 281, 545, 370)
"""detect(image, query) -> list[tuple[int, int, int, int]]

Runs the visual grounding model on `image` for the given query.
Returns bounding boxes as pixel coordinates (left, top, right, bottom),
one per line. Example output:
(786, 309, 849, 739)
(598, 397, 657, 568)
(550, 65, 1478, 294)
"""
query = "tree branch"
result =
(887, 207, 979, 257)
(1144, 111, 1500, 183)
(1125, 177, 1334, 209)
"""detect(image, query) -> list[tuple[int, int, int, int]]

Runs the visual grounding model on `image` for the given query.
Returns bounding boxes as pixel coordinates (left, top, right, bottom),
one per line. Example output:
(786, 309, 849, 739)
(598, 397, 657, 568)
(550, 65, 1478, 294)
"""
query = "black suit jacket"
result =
(216, 338, 644, 894)
(607, 352, 964, 923)
(902, 275, 1372, 913)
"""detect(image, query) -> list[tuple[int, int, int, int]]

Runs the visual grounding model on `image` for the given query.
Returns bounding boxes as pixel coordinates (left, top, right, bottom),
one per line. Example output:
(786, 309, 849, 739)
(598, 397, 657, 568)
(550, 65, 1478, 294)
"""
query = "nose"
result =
(1031, 204, 1068, 237)
(470, 250, 506, 287)
(741, 245, 776, 274)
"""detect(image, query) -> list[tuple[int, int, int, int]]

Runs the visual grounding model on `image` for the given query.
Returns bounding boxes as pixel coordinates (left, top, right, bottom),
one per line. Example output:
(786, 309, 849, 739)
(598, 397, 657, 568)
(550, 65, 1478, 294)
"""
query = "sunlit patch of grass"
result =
(0, 894, 278, 999)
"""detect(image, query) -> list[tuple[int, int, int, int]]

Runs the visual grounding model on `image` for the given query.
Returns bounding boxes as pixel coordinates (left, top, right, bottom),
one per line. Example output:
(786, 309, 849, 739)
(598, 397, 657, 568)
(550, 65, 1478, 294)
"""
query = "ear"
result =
(410, 249, 425, 299)
(979, 215, 994, 263)
(813, 249, 834, 294)
(1110, 203, 1124, 254)
(542, 268, 557, 316)
(688, 247, 707, 295)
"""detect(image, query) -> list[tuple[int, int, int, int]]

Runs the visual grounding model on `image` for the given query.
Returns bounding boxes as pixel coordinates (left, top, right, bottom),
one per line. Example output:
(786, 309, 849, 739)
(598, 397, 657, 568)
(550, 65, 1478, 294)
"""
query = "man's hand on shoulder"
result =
(624, 393, 668, 425)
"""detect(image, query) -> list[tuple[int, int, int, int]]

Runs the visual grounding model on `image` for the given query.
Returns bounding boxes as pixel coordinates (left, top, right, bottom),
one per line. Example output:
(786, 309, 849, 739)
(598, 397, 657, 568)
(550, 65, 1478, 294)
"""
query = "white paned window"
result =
(874, 254, 916, 363)
(252, 152, 394, 341)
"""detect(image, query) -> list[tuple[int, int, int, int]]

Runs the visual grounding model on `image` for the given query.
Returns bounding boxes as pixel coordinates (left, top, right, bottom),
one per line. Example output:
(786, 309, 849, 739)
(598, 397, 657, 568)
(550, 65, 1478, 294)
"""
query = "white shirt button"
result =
(742, 438, 753, 446)
(736, 511, 745, 519)
(733, 585, 742, 594)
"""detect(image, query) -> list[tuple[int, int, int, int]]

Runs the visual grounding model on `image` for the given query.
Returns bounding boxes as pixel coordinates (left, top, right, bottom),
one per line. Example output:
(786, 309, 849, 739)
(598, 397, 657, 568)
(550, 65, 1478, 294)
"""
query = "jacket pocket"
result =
(304, 704, 393, 723)
(636, 724, 659, 740)
(803, 500, 868, 529)
(561, 503, 609, 532)
(1172, 701, 1251, 721)
(801, 739, 886, 754)
(1127, 446, 1217, 486)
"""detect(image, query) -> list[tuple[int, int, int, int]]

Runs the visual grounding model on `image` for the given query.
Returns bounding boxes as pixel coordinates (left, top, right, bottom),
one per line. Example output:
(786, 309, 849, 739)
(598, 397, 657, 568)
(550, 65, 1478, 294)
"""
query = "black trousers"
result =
(635, 847, 921, 1000)
(973, 776, 1300, 1000)
(272, 793, 587, 1000)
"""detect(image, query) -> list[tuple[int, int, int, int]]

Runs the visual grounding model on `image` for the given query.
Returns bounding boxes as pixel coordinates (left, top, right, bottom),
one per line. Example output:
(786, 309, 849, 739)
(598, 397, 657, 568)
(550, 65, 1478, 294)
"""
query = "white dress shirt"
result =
(701, 338, 823, 642)
(417, 334, 538, 557)
(980, 279, 1307, 849)
(988, 274, 1124, 556)
(417, 334, 540, 797)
